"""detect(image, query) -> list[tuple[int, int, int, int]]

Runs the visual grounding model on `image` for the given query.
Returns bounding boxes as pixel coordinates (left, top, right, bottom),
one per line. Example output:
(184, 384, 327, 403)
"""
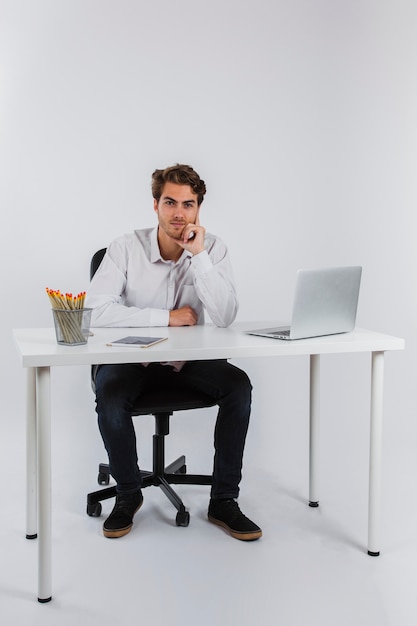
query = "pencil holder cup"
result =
(52, 308, 92, 346)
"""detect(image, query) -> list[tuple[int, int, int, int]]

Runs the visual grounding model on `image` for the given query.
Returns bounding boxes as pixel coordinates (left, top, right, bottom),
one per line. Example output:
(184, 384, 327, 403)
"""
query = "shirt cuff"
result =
(149, 308, 170, 326)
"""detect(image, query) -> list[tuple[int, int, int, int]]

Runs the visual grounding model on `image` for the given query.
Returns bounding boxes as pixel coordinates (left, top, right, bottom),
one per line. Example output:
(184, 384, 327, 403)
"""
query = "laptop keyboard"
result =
(271, 329, 290, 336)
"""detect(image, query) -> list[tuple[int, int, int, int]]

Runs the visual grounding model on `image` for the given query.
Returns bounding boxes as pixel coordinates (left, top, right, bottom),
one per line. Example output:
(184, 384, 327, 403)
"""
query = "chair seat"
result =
(131, 388, 217, 415)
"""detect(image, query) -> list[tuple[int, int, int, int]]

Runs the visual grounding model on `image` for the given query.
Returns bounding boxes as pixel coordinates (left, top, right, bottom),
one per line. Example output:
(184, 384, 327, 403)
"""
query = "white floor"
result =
(1, 363, 416, 626)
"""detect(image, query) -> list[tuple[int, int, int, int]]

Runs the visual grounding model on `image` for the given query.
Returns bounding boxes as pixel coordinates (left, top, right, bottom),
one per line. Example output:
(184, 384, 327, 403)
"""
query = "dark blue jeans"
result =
(94, 360, 252, 500)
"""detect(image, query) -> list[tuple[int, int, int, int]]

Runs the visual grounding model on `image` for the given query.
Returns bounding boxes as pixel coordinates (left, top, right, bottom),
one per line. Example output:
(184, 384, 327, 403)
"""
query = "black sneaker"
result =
(208, 499, 262, 541)
(103, 490, 143, 538)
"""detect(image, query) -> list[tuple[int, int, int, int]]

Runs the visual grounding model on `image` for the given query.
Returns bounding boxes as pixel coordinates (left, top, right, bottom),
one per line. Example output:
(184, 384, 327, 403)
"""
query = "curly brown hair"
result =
(151, 164, 207, 206)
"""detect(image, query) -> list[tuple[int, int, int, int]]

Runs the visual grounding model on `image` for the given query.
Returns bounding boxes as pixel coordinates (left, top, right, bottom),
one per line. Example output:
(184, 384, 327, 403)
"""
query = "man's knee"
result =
(228, 364, 252, 392)
(219, 365, 252, 409)
(95, 364, 145, 402)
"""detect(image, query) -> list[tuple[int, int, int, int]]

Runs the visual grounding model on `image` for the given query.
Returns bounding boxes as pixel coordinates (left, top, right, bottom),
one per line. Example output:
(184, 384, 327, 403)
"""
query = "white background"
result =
(1, 1, 417, 623)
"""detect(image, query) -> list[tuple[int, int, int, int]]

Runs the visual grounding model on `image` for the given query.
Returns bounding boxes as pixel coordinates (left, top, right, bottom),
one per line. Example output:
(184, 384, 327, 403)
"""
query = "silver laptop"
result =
(247, 266, 362, 340)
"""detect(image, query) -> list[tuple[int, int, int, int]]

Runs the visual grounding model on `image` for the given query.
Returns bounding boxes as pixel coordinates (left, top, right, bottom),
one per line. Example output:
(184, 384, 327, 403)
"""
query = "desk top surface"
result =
(12, 323, 405, 368)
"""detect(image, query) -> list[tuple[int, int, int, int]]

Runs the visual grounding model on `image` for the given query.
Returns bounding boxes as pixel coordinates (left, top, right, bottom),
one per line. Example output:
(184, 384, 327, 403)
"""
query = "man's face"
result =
(154, 182, 199, 241)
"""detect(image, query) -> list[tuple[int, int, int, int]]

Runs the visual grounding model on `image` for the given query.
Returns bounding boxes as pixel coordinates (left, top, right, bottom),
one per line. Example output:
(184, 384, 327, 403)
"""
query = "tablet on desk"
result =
(106, 336, 167, 348)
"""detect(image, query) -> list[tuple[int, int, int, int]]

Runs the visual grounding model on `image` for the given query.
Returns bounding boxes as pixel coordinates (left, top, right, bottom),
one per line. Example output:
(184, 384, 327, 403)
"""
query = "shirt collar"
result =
(150, 227, 162, 262)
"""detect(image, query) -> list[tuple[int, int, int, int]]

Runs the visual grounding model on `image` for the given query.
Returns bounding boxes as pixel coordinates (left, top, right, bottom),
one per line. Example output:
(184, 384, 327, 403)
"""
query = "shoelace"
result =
(115, 494, 140, 513)
(218, 499, 243, 521)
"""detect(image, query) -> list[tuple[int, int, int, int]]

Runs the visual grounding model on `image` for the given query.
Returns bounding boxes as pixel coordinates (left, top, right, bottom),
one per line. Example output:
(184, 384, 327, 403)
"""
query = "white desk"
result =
(13, 324, 404, 602)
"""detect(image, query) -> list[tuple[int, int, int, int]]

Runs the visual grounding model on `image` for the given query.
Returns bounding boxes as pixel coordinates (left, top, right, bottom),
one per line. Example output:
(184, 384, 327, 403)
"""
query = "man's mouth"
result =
(166, 222, 186, 240)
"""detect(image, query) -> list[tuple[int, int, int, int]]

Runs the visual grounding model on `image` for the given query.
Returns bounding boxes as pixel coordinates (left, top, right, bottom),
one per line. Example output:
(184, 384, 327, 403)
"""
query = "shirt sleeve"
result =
(190, 239, 238, 328)
(85, 240, 170, 327)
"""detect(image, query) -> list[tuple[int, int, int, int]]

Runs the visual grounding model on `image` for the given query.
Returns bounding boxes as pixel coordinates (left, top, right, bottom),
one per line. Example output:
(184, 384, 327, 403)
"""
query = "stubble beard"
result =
(162, 222, 186, 242)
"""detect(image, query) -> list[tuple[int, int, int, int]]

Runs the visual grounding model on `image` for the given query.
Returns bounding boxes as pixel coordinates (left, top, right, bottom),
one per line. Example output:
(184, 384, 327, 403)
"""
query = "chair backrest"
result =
(90, 248, 106, 280)
(90, 248, 106, 389)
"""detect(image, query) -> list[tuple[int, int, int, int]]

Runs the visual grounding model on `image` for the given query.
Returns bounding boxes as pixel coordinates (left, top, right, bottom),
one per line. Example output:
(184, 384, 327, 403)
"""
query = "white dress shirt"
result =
(86, 227, 238, 331)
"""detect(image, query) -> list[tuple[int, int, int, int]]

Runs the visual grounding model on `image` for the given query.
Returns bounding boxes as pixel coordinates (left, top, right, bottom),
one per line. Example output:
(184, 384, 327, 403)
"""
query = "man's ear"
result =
(153, 199, 158, 214)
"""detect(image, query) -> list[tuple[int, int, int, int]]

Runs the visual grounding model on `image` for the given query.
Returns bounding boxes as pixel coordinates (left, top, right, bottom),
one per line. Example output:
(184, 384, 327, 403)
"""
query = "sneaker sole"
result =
(103, 499, 143, 539)
(208, 515, 262, 541)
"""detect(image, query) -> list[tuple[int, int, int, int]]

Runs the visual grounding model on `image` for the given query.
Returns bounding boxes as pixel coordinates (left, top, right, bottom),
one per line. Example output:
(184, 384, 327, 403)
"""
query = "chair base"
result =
(87, 403, 215, 527)
(87, 454, 212, 527)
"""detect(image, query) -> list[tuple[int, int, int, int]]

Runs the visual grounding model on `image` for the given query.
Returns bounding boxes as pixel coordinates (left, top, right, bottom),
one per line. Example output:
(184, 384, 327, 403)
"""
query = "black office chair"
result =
(86, 249, 216, 526)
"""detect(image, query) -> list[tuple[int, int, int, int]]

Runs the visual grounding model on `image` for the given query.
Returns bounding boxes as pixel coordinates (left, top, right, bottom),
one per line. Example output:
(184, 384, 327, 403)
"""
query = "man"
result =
(86, 164, 261, 541)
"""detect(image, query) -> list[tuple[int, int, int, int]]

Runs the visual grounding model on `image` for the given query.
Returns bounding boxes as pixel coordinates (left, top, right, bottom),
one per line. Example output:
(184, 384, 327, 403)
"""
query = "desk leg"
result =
(309, 355, 320, 507)
(36, 367, 52, 602)
(26, 368, 37, 539)
(368, 351, 384, 557)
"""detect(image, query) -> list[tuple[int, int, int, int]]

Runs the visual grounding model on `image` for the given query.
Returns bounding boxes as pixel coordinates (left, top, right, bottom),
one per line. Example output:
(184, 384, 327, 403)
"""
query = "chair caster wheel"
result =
(87, 502, 102, 517)
(98, 472, 110, 485)
(176, 511, 190, 527)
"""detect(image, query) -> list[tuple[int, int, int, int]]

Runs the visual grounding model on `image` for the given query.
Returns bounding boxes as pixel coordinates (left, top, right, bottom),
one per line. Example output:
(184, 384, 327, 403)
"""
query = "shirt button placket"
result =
(167, 263, 175, 310)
